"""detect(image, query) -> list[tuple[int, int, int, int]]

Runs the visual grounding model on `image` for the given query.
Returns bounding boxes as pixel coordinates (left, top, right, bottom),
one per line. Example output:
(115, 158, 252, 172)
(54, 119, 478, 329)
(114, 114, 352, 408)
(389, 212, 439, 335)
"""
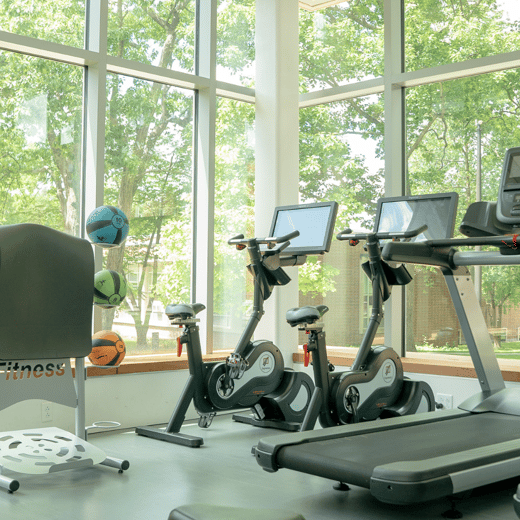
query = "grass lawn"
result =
(121, 338, 520, 360)
(123, 338, 177, 356)
(416, 341, 520, 360)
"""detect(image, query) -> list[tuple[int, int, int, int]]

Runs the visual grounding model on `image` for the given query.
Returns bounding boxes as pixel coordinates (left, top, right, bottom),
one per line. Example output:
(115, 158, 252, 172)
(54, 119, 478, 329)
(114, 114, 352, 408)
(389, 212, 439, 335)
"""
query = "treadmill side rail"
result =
(371, 437, 520, 504)
(254, 444, 280, 473)
(371, 474, 453, 505)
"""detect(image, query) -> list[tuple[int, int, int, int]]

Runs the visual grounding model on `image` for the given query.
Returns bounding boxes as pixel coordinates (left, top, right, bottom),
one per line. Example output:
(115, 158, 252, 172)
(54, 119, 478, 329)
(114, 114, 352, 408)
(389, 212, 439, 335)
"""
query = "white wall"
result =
(2, 364, 520, 434)
(0, 369, 198, 433)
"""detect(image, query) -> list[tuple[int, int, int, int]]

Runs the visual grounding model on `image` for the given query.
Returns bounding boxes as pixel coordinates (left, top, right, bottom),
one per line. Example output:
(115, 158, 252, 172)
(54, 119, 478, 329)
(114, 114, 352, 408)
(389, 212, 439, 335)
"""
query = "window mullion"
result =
(383, 0, 405, 357)
(83, 0, 108, 329)
(193, 0, 217, 354)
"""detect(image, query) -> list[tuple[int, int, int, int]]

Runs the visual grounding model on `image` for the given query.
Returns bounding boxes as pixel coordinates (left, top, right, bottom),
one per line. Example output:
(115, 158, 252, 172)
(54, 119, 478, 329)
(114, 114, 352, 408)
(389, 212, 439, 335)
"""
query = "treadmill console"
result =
(374, 192, 459, 241)
(269, 201, 338, 256)
(497, 146, 520, 226)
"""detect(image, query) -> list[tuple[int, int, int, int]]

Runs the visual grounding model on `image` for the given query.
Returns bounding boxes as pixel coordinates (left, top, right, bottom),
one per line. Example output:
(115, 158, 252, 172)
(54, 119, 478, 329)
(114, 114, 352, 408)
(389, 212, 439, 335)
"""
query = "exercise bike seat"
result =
(165, 303, 206, 320)
(286, 305, 329, 327)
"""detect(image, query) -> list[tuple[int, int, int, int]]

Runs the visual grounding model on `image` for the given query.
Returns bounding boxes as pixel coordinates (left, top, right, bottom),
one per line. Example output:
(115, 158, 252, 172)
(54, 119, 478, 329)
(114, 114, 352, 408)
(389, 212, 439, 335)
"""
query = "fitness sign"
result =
(0, 360, 66, 380)
(0, 358, 77, 410)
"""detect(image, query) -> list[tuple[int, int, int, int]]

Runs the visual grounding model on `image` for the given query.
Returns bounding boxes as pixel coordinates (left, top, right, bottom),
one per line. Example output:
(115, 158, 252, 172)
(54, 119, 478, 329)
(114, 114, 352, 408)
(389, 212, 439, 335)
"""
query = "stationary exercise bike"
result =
(136, 201, 338, 447)
(287, 213, 436, 430)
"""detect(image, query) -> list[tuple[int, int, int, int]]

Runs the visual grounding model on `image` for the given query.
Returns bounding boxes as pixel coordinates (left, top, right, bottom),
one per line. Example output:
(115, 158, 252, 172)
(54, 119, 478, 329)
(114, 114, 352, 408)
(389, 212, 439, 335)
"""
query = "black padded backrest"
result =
(0, 223, 94, 360)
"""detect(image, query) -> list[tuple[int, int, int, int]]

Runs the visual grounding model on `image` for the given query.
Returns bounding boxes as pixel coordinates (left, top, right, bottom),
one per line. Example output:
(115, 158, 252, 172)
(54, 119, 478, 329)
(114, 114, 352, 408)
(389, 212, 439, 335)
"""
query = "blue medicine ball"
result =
(86, 206, 129, 247)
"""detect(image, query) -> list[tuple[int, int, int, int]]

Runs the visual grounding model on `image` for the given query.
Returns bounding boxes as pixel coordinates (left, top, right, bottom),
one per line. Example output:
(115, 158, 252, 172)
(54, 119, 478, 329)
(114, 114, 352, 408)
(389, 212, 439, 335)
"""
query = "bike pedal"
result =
(252, 403, 266, 421)
(226, 353, 249, 379)
(198, 412, 216, 428)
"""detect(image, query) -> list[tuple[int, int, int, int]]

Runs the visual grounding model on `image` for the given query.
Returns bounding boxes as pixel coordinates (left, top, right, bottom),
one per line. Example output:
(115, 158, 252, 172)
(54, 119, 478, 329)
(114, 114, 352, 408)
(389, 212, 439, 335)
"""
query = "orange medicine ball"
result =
(89, 330, 126, 366)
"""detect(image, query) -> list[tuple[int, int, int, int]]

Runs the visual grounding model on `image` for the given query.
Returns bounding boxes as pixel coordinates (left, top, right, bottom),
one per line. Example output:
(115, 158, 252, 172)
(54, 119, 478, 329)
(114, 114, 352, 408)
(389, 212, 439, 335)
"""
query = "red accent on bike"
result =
(236, 244, 246, 250)
(502, 233, 519, 250)
(303, 344, 310, 367)
(177, 336, 183, 357)
(349, 239, 359, 246)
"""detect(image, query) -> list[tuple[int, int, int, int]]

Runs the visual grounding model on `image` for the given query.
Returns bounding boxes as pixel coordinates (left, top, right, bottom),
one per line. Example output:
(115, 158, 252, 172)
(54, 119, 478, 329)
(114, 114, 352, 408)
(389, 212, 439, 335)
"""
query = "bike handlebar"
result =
(337, 224, 428, 242)
(228, 234, 245, 244)
(228, 230, 300, 250)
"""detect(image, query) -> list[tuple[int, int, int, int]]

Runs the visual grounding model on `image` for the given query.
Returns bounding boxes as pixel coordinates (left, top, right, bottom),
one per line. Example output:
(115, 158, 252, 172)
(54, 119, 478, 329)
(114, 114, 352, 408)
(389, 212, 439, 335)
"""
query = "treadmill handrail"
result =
(382, 235, 520, 268)
(424, 234, 517, 248)
(382, 242, 455, 269)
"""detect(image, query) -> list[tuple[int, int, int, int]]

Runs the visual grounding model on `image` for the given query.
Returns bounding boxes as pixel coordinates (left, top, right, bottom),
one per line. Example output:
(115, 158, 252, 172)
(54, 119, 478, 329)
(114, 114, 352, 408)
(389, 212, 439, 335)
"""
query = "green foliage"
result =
(405, 2, 520, 213)
(400, 2, 520, 330)
(299, 3, 385, 232)
(0, 51, 83, 233)
(299, 101, 383, 225)
(299, 1, 384, 92)
(107, 0, 196, 71)
(156, 217, 192, 305)
(480, 265, 520, 327)
(213, 98, 255, 317)
(217, 0, 255, 84)
(299, 257, 340, 297)
(0, 0, 84, 47)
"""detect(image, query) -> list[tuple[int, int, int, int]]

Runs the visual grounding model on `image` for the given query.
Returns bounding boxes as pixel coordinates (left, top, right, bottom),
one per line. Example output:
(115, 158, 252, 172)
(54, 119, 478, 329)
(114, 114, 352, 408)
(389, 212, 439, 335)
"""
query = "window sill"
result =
(85, 349, 520, 384)
(292, 349, 520, 383)
(85, 352, 230, 377)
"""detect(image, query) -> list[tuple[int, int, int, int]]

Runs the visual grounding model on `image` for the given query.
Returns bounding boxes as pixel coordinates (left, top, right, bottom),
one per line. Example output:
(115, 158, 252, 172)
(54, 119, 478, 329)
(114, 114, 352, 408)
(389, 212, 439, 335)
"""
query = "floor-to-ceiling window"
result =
(403, 1, 520, 360)
(297, 1, 385, 350)
(213, 97, 255, 350)
(3, 0, 520, 364)
(102, 74, 194, 355)
(297, 0, 520, 364)
(0, 0, 255, 358)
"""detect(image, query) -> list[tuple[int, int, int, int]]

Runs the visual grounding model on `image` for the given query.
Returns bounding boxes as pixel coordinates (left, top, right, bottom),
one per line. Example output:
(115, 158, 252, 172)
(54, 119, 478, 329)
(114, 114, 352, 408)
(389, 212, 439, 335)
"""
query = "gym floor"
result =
(1, 414, 518, 520)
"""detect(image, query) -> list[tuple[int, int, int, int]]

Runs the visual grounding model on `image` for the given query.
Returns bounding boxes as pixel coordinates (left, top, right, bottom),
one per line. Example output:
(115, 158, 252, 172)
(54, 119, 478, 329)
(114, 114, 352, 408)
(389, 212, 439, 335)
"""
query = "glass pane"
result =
(217, 0, 255, 87)
(108, 0, 196, 73)
(405, 70, 520, 359)
(299, 2, 383, 94)
(0, 0, 85, 47)
(213, 98, 255, 351)
(102, 74, 194, 356)
(0, 52, 83, 234)
(298, 94, 384, 349)
(405, 0, 520, 72)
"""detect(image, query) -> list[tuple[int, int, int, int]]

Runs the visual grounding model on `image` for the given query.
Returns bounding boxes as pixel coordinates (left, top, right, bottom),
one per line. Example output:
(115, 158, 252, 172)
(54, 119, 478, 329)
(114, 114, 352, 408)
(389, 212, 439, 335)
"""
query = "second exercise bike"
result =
(287, 205, 438, 430)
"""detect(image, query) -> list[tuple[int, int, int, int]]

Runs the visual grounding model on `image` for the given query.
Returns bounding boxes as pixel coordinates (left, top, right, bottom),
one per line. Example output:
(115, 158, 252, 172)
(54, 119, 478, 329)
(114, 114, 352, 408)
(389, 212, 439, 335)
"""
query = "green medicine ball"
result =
(94, 269, 127, 309)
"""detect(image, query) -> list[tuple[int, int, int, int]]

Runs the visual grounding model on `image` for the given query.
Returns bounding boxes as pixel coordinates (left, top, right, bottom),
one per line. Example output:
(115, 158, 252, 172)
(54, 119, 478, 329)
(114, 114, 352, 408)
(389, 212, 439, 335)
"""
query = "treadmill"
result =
(254, 149, 520, 506)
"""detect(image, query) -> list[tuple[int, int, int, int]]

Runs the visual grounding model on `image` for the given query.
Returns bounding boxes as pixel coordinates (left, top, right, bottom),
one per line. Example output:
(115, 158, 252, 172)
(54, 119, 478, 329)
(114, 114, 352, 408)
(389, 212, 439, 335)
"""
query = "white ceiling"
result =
(299, 0, 347, 11)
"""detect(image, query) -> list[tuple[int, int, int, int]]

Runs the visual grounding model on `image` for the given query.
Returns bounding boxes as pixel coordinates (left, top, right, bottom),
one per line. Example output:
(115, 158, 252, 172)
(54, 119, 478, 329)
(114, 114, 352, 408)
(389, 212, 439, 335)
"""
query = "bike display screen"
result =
(503, 152, 520, 187)
(375, 193, 459, 241)
(270, 201, 338, 255)
(497, 147, 520, 224)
